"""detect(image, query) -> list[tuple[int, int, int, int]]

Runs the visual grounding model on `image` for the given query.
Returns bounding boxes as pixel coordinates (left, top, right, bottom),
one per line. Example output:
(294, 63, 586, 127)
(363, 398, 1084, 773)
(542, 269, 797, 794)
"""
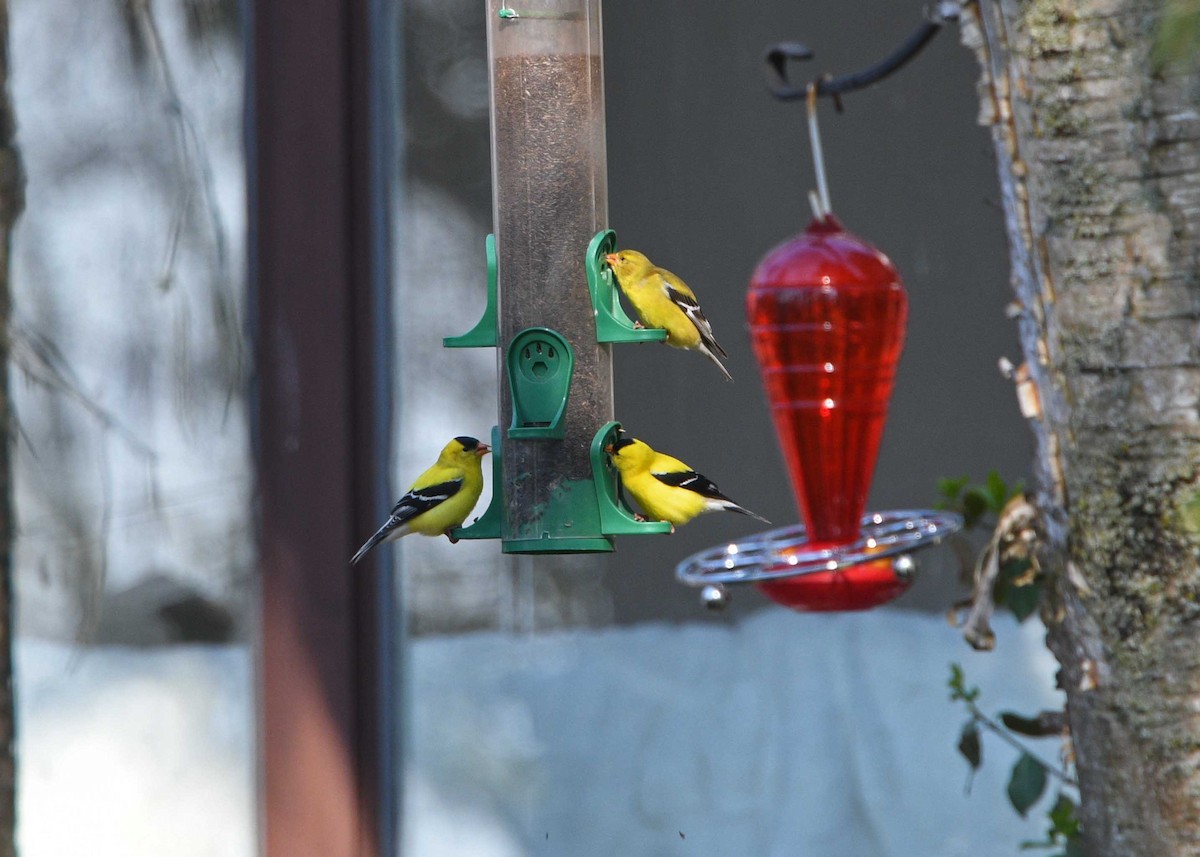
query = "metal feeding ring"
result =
(675, 509, 963, 588)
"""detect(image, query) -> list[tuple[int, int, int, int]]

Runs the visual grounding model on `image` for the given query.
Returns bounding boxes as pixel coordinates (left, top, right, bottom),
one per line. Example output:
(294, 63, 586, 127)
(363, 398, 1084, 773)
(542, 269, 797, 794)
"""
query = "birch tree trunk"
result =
(0, 1, 17, 852)
(964, 0, 1200, 851)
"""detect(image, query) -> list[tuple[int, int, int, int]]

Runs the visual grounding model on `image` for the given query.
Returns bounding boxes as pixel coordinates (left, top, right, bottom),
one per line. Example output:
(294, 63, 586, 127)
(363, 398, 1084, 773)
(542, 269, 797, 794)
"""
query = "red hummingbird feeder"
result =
(747, 212, 909, 610)
(676, 74, 961, 612)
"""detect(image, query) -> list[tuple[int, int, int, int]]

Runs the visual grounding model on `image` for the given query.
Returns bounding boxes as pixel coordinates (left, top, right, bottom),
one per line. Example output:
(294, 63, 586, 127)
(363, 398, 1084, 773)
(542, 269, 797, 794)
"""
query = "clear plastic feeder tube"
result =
(487, 0, 613, 549)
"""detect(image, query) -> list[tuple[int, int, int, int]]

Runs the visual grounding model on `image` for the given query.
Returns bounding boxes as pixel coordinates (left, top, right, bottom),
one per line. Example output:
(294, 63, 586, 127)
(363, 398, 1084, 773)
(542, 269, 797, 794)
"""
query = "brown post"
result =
(251, 0, 396, 854)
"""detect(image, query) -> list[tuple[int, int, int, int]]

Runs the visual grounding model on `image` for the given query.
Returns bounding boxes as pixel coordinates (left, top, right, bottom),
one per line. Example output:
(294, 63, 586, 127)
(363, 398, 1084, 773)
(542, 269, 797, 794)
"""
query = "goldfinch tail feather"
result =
(699, 343, 733, 382)
(712, 500, 770, 523)
(350, 521, 410, 566)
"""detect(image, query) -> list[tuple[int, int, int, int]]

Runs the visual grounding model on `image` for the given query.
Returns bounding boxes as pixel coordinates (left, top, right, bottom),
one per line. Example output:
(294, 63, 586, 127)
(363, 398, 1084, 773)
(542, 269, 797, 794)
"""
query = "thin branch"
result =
(966, 700, 1078, 787)
(9, 323, 156, 462)
(128, 0, 246, 401)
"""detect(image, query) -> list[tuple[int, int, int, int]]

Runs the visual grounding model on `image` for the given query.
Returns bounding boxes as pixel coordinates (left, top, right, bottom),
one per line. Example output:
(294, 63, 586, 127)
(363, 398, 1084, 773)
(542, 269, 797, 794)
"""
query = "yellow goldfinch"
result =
(604, 249, 733, 381)
(605, 435, 767, 532)
(350, 436, 490, 565)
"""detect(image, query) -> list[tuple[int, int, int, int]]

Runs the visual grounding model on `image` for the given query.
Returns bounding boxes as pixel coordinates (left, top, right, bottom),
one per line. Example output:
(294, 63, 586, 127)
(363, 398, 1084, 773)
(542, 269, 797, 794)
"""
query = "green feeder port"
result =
(450, 425, 503, 542)
(443, 234, 499, 349)
(499, 421, 672, 553)
(446, 231, 667, 351)
(506, 327, 574, 440)
(590, 421, 673, 537)
(587, 230, 668, 344)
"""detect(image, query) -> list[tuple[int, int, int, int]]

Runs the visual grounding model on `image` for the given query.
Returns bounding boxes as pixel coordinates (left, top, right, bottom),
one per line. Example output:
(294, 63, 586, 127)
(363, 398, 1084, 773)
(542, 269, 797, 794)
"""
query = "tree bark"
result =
(0, 1, 18, 853)
(964, 0, 1200, 851)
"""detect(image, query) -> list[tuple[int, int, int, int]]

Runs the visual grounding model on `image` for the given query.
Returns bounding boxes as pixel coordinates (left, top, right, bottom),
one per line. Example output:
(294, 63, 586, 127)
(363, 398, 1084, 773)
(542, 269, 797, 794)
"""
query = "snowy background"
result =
(17, 613, 1064, 857)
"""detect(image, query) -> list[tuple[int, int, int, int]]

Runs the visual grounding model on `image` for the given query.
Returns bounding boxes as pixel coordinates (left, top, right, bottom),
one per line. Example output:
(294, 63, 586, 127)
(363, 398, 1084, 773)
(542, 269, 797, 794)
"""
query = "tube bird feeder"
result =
(445, 0, 669, 552)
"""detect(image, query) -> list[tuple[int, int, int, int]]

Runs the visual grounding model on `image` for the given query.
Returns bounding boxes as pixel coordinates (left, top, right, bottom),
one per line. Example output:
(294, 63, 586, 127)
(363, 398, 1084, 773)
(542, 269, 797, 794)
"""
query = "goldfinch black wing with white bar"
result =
(350, 478, 464, 565)
(388, 479, 465, 526)
(665, 285, 728, 359)
(652, 469, 769, 522)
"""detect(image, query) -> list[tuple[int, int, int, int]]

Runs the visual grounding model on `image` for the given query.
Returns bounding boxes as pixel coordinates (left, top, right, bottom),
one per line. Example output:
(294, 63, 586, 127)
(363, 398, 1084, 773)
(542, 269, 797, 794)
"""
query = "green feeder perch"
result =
(451, 426, 503, 541)
(443, 234, 499, 349)
(587, 229, 668, 344)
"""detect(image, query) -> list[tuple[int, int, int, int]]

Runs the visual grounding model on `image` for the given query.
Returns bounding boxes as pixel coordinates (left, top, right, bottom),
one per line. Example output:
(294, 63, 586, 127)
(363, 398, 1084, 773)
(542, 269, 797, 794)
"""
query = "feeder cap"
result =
(749, 218, 901, 291)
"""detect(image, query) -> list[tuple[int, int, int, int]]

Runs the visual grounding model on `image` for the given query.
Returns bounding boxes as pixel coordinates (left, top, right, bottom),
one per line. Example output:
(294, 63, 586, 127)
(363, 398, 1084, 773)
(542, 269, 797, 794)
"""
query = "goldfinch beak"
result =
(603, 443, 614, 455)
(475, 443, 491, 457)
(603, 253, 618, 266)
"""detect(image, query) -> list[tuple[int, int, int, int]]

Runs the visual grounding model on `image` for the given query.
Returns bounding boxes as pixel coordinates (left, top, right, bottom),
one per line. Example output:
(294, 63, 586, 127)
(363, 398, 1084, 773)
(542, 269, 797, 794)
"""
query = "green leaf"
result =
(1008, 753, 1049, 817)
(962, 489, 989, 529)
(1001, 711, 1038, 735)
(948, 662, 966, 697)
(948, 663, 980, 702)
(1155, 0, 1200, 71)
(993, 558, 1038, 621)
(986, 469, 1010, 511)
(1001, 711, 1051, 737)
(938, 475, 970, 504)
(958, 721, 982, 770)
(1182, 489, 1200, 537)
(1047, 838, 1086, 857)
(1048, 794, 1081, 839)
(1005, 578, 1042, 622)
(999, 557, 1034, 585)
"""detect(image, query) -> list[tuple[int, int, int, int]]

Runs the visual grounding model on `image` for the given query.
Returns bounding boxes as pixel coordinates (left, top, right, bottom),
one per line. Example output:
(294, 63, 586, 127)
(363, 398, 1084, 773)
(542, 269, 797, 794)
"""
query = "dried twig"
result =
(953, 494, 1041, 650)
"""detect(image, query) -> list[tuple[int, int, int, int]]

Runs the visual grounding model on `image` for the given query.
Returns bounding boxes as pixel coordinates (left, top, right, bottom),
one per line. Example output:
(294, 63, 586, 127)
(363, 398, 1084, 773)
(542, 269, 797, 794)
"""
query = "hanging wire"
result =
(806, 83, 831, 219)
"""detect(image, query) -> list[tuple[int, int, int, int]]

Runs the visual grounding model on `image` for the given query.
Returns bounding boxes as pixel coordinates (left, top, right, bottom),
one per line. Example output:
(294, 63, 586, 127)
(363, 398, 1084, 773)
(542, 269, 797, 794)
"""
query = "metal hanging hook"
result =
(764, 1, 964, 106)
(765, 3, 965, 219)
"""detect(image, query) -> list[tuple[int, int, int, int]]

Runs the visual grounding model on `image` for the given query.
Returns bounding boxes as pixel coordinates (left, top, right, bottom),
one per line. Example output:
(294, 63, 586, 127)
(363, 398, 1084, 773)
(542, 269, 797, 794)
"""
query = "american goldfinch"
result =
(605, 435, 767, 531)
(604, 249, 733, 381)
(350, 436, 490, 565)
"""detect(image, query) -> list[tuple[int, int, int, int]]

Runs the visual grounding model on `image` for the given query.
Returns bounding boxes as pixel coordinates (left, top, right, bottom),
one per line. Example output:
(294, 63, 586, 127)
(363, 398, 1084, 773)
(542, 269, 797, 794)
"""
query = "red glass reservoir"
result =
(757, 548, 909, 612)
(747, 215, 908, 610)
